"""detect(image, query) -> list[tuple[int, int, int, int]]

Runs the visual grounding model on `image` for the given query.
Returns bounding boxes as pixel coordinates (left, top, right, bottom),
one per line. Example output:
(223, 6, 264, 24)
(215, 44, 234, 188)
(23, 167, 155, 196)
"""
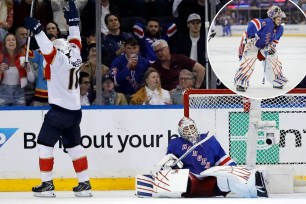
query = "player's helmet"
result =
(178, 117, 199, 144)
(52, 38, 71, 55)
(267, 6, 286, 19)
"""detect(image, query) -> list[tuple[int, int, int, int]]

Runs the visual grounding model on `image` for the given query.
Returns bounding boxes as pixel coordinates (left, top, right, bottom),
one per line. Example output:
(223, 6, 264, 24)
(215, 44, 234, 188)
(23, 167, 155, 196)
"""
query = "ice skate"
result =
(255, 171, 268, 198)
(73, 181, 93, 197)
(32, 180, 56, 197)
(273, 85, 283, 89)
(236, 85, 248, 92)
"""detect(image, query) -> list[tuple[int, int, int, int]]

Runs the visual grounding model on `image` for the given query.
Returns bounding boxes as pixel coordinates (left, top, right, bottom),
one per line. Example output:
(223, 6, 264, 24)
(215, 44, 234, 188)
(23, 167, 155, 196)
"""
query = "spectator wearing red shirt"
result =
(151, 39, 205, 91)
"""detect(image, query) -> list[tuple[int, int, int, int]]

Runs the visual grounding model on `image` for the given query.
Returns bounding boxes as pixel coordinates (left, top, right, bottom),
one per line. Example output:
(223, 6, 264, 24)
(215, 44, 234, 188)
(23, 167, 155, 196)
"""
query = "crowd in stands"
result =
(0, 0, 305, 107)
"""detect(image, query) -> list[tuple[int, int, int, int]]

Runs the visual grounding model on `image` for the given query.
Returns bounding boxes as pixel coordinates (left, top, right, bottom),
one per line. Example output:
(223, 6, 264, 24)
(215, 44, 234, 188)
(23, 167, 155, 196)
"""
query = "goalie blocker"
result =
(135, 166, 268, 198)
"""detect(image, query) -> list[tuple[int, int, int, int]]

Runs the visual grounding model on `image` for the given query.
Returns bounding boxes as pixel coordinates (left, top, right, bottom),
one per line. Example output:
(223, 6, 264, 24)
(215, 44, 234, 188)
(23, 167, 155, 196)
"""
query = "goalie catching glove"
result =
(156, 154, 183, 169)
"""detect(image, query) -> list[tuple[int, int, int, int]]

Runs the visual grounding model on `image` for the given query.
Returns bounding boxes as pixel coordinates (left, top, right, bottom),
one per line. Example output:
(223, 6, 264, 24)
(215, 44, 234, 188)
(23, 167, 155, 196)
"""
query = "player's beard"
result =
(146, 30, 161, 39)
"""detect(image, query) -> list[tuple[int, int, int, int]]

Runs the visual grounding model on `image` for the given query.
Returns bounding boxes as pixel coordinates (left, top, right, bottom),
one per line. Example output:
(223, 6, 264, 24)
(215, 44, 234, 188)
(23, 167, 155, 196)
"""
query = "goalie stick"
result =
(171, 133, 213, 167)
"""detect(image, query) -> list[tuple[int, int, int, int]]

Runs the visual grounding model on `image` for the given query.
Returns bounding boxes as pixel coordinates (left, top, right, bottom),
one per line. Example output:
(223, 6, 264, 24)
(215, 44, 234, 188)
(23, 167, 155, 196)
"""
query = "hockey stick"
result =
(262, 49, 268, 84)
(24, 0, 35, 69)
(171, 133, 213, 167)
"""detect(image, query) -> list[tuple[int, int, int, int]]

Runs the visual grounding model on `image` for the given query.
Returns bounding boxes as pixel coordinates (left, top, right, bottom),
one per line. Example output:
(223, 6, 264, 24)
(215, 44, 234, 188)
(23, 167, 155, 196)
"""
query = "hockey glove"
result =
(156, 154, 183, 170)
(267, 42, 277, 55)
(63, 0, 80, 26)
(24, 17, 43, 35)
(244, 38, 257, 52)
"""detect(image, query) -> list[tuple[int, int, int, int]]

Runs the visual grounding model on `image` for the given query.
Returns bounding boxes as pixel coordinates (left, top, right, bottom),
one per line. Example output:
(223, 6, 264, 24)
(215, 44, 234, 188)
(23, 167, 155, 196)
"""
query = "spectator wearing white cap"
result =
(174, 13, 206, 88)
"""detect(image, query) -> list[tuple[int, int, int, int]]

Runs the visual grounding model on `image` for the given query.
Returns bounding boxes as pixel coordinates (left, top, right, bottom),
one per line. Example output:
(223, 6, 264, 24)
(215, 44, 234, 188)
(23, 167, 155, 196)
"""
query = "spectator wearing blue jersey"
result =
(133, 18, 177, 63)
(111, 37, 150, 102)
(102, 13, 132, 67)
(234, 5, 288, 92)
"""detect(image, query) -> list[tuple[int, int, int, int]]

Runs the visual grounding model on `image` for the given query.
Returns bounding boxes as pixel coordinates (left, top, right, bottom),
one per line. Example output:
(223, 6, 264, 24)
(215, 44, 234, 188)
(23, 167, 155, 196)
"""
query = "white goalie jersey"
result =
(34, 26, 82, 110)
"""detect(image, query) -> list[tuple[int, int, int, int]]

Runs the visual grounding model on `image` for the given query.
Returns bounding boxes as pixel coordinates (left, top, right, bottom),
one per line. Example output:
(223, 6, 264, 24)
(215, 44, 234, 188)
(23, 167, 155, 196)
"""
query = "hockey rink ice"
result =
(208, 36, 306, 99)
(1, 191, 306, 204)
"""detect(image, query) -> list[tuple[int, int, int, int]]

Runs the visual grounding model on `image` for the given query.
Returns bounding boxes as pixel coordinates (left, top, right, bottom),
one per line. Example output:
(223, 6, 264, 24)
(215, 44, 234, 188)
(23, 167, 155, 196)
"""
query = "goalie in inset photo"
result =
(234, 6, 288, 92)
(207, 0, 306, 99)
(135, 117, 268, 198)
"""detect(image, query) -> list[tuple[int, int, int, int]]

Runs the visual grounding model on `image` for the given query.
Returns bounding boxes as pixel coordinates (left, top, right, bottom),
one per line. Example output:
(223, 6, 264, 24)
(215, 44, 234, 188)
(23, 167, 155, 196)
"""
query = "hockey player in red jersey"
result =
(234, 6, 288, 92)
(24, 0, 92, 197)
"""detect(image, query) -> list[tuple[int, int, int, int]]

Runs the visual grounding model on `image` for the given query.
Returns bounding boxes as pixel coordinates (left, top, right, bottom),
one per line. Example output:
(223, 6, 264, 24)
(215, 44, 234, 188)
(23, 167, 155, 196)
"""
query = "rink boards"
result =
(1, 106, 306, 191)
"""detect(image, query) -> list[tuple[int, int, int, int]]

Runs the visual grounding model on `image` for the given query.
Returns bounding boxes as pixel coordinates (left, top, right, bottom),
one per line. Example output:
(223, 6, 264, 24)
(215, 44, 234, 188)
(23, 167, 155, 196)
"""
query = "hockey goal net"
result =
(183, 88, 306, 193)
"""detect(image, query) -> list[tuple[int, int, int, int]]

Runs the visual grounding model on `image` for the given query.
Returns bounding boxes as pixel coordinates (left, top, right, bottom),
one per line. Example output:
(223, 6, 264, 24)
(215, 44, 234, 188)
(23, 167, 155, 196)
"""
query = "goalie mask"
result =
(267, 6, 286, 19)
(53, 38, 71, 56)
(178, 117, 199, 144)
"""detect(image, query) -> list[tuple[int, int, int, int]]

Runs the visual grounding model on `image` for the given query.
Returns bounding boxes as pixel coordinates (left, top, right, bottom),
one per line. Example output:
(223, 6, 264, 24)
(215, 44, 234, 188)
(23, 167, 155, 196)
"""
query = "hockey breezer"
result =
(234, 5, 288, 91)
(24, 0, 92, 198)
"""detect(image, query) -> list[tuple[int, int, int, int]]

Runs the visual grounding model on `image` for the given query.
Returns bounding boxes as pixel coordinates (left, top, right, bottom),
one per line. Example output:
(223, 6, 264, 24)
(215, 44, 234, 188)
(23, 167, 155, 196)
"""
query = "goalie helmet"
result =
(178, 117, 199, 144)
(52, 38, 71, 56)
(267, 6, 286, 19)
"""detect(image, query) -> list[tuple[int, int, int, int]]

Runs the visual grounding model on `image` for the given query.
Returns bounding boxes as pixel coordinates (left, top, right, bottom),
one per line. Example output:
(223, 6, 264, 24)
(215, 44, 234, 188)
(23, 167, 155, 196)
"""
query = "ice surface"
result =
(208, 36, 306, 99)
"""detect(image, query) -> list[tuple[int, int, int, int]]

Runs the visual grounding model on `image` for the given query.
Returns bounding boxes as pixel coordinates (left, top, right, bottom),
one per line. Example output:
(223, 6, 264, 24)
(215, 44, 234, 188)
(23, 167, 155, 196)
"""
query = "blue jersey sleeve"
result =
(167, 137, 184, 158)
(246, 18, 262, 38)
(208, 137, 236, 166)
(274, 25, 284, 41)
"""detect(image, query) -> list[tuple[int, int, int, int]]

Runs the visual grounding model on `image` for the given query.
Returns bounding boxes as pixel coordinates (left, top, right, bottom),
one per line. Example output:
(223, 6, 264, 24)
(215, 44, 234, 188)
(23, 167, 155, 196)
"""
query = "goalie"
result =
(234, 5, 288, 92)
(136, 117, 268, 198)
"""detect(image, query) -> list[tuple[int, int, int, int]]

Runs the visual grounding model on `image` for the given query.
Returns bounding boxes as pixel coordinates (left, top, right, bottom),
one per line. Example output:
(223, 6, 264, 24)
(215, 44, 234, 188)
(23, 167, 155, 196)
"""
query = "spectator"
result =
(80, 0, 120, 37)
(15, 26, 28, 49)
(175, 13, 205, 66)
(15, 26, 37, 105)
(133, 17, 177, 63)
(79, 71, 91, 106)
(80, 31, 96, 61)
(151, 39, 205, 91)
(50, 0, 87, 36)
(93, 74, 127, 105)
(0, 33, 35, 106)
(0, 0, 13, 42)
(174, 0, 207, 34)
(27, 34, 57, 106)
(10, 0, 53, 33)
(80, 42, 109, 103)
(111, 37, 150, 102)
(170, 69, 195, 105)
(45, 21, 62, 38)
(102, 13, 132, 67)
(130, 67, 172, 105)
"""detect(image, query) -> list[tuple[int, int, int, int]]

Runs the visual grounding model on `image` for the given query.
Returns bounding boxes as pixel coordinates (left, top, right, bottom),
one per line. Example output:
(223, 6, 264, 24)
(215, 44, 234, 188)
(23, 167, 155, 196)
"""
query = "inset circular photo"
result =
(208, 0, 306, 99)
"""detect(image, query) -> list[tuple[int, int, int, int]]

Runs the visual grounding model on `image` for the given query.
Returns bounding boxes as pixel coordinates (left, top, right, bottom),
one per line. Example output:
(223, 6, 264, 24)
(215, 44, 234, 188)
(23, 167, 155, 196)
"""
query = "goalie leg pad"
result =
(234, 57, 257, 88)
(136, 174, 155, 197)
(200, 166, 258, 198)
(135, 169, 189, 198)
(262, 56, 288, 88)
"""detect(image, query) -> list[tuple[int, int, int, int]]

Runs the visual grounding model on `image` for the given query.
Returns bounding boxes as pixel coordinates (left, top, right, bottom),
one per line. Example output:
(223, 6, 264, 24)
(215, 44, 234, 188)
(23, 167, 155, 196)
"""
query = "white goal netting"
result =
(184, 89, 306, 192)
